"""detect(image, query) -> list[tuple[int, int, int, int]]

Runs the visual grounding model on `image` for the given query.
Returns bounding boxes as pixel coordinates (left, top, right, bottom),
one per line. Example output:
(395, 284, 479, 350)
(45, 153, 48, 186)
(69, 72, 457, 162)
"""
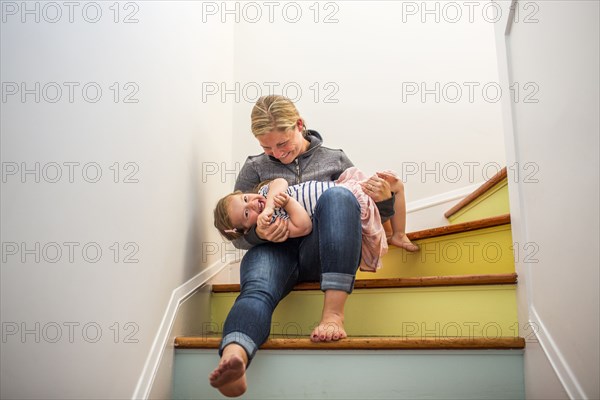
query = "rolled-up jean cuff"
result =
(320, 272, 355, 293)
(219, 332, 258, 366)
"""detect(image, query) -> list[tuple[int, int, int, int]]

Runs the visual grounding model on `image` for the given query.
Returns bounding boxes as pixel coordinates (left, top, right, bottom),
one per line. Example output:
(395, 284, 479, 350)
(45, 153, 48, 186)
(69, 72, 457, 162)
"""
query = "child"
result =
(214, 167, 419, 271)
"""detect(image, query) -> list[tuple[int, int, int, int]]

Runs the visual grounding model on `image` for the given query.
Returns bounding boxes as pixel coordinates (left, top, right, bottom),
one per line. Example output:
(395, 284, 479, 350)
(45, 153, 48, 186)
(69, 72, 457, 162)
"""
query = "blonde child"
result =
(215, 167, 418, 271)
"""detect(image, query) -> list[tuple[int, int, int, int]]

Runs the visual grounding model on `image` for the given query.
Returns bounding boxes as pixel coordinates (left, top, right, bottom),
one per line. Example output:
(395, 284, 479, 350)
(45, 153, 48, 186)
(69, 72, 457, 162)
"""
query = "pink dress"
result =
(336, 167, 388, 272)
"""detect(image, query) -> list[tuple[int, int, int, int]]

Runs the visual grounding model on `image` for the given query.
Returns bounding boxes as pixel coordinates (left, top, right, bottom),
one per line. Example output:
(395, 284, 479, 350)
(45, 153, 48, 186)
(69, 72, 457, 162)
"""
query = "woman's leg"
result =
(298, 187, 362, 342)
(210, 240, 300, 396)
(208, 343, 248, 397)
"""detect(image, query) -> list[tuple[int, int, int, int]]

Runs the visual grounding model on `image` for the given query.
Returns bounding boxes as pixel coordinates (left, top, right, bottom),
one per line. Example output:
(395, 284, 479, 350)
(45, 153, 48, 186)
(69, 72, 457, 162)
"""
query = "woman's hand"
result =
(376, 171, 399, 185)
(256, 217, 290, 242)
(256, 203, 291, 242)
(361, 174, 392, 202)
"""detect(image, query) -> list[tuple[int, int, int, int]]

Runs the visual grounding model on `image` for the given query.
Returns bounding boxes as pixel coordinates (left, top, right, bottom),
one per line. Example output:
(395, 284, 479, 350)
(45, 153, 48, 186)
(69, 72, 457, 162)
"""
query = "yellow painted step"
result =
(448, 179, 510, 224)
(357, 224, 515, 280)
(210, 285, 518, 338)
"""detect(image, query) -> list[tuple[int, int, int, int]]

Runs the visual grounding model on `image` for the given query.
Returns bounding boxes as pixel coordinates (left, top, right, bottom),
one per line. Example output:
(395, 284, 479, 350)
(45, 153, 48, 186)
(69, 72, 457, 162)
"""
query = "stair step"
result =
(445, 167, 509, 223)
(212, 273, 517, 293)
(209, 285, 518, 337)
(175, 336, 525, 350)
(358, 216, 514, 280)
(173, 347, 525, 399)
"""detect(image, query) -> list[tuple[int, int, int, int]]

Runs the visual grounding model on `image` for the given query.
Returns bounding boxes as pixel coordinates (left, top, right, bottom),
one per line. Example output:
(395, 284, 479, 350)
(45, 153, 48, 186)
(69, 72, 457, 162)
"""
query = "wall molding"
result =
(406, 183, 481, 214)
(529, 307, 587, 399)
(131, 255, 235, 400)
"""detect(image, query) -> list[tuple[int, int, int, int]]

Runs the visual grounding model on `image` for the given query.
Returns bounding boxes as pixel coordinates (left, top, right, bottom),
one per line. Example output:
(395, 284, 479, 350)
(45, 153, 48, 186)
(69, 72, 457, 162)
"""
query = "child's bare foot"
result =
(311, 312, 347, 342)
(389, 232, 419, 252)
(209, 344, 248, 397)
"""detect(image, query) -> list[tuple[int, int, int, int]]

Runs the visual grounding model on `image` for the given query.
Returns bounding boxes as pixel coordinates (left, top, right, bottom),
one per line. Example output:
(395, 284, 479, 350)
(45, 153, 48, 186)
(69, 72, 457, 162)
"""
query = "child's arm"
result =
(273, 192, 312, 238)
(258, 178, 312, 238)
(263, 178, 288, 212)
(257, 178, 289, 227)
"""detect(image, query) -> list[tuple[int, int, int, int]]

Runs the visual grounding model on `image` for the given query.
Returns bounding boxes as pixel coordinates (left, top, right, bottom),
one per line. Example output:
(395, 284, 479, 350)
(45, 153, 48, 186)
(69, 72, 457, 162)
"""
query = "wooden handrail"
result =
(444, 167, 508, 218)
(175, 336, 525, 350)
(212, 273, 517, 293)
(407, 213, 510, 241)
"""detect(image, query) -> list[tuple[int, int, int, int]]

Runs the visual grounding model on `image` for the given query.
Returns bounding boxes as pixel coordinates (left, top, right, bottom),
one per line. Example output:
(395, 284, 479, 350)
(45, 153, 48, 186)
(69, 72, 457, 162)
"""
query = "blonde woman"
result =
(209, 95, 408, 397)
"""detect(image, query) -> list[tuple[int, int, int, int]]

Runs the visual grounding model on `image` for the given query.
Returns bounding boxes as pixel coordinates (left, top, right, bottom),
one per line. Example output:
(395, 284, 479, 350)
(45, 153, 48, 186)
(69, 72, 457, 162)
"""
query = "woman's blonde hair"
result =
(213, 191, 244, 241)
(251, 95, 307, 137)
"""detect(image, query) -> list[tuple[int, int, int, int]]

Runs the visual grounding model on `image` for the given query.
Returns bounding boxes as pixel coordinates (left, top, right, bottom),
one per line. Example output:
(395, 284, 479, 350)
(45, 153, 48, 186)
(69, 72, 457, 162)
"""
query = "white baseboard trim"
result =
(529, 306, 586, 400)
(406, 183, 480, 214)
(131, 255, 235, 400)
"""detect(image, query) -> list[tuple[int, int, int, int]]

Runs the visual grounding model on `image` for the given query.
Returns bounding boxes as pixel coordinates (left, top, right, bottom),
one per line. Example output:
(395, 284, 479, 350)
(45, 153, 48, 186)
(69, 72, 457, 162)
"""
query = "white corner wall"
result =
(229, 1, 506, 202)
(494, 1, 599, 399)
(1, 3, 233, 399)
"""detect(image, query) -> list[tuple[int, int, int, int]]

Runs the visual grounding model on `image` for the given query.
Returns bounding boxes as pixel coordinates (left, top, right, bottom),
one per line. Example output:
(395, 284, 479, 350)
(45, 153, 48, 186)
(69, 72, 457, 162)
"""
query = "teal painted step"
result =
(173, 349, 525, 399)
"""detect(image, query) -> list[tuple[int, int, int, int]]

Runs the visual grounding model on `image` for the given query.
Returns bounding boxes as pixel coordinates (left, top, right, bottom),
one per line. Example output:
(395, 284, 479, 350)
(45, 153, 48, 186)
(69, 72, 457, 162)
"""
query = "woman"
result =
(209, 95, 395, 397)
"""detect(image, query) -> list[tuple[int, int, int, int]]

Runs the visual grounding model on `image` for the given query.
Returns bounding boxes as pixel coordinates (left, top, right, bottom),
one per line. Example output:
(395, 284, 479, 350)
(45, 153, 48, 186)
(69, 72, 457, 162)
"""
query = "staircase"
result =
(172, 167, 525, 399)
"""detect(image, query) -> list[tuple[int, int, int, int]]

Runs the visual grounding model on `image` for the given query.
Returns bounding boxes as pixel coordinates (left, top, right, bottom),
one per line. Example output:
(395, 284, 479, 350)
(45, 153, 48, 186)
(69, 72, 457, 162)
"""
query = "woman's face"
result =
(227, 193, 266, 232)
(257, 122, 308, 165)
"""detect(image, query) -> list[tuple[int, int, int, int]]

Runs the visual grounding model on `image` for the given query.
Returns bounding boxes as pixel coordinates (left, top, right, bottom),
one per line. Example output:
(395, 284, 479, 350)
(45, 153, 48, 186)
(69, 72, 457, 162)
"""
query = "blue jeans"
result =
(219, 187, 362, 363)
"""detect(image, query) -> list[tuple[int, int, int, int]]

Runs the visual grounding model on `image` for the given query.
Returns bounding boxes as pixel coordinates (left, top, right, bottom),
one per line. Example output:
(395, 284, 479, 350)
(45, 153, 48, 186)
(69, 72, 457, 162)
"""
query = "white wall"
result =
(494, 1, 599, 398)
(227, 1, 506, 201)
(1, 3, 233, 399)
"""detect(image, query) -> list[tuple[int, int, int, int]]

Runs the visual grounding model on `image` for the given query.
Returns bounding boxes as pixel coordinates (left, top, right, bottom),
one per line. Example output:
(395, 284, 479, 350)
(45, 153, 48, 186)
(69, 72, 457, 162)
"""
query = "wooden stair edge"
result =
(407, 213, 511, 241)
(212, 273, 518, 293)
(175, 336, 526, 350)
(444, 167, 508, 219)
(212, 214, 513, 294)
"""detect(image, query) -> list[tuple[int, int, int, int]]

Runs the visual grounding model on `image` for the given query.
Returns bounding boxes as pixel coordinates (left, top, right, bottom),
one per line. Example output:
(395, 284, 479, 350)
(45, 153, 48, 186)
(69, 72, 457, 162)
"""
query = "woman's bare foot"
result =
(311, 312, 347, 342)
(209, 344, 248, 397)
(389, 232, 419, 252)
(311, 290, 349, 342)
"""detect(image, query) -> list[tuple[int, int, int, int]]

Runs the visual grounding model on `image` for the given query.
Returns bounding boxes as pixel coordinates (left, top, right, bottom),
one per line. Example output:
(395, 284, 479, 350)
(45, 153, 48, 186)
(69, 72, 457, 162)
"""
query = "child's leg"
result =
(376, 171, 419, 252)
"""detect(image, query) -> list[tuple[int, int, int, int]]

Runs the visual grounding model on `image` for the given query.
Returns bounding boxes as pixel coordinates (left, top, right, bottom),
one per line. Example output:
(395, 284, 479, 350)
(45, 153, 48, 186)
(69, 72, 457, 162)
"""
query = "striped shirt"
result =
(258, 180, 339, 220)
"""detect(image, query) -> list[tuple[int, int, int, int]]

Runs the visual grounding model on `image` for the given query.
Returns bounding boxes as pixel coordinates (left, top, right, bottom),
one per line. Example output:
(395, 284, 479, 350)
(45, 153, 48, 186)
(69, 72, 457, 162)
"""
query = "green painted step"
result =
(357, 223, 515, 280)
(173, 349, 525, 399)
(209, 285, 518, 338)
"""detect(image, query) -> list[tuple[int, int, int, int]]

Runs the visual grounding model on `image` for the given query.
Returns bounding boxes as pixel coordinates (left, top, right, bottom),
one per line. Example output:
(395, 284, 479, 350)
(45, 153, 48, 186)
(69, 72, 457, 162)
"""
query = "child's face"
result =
(227, 193, 266, 232)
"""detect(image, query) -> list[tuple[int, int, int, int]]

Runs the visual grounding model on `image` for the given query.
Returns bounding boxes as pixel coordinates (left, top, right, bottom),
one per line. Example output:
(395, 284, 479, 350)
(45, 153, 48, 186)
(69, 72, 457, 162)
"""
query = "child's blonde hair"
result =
(214, 181, 274, 241)
(213, 191, 244, 241)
